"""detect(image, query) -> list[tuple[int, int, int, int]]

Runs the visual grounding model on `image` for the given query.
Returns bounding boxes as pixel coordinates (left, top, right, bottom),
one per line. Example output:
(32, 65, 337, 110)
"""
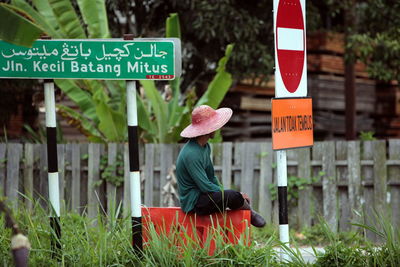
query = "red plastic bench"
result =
(141, 207, 251, 255)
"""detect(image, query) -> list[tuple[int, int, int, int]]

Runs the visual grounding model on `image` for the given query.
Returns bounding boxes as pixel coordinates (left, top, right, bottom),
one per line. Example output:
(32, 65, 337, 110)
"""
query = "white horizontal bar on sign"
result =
(277, 27, 304, 51)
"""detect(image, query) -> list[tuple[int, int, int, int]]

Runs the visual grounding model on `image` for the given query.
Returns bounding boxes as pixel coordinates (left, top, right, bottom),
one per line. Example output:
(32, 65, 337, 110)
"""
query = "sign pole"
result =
(124, 34, 142, 251)
(277, 150, 289, 259)
(44, 79, 61, 258)
(273, 0, 309, 261)
(41, 35, 61, 259)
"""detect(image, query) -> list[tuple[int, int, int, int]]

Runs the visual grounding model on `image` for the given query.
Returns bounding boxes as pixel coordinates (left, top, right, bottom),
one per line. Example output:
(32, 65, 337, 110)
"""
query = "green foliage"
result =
(22, 123, 65, 144)
(99, 153, 124, 187)
(1, 199, 400, 266)
(0, 3, 43, 47)
(268, 172, 324, 204)
(0, 199, 282, 266)
(358, 131, 376, 141)
(2, 5, 234, 143)
(138, 14, 234, 143)
(315, 241, 367, 267)
(5, 0, 125, 143)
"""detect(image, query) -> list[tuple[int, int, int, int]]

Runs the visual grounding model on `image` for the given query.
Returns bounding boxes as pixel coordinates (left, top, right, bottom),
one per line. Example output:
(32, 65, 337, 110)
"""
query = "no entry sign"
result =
(274, 0, 307, 97)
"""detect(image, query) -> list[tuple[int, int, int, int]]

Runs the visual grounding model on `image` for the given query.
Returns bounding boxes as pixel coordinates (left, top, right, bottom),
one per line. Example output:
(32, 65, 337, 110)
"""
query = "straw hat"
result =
(180, 105, 233, 138)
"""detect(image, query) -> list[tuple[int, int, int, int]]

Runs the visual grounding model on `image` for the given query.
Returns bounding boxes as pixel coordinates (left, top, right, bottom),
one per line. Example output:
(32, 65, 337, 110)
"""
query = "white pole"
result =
(277, 149, 289, 260)
(127, 79, 142, 250)
(44, 80, 61, 257)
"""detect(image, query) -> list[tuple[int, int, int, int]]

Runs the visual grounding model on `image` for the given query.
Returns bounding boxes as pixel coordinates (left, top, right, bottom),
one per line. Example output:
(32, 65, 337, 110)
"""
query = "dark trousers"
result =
(193, 189, 245, 216)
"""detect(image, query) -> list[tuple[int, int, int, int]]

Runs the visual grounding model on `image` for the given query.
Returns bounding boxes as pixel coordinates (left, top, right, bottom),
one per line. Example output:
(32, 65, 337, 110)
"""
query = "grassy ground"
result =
(1, 201, 399, 266)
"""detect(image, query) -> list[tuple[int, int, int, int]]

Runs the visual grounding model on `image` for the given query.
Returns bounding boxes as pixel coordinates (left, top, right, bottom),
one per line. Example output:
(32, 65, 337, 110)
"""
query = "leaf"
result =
(166, 13, 182, 127)
(31, 0, 59, 32)
(48, 0, 86, 38)
(77, 0, 109, 38)
(57, 104, 103, 141)
(93, 90, 126, 142)
(11, 0, 61, 38)
(55, 79, 97, 121)
(140, 80, 168, 143)
(166, 13, 181, 39)
(196, 44, 234, 108)
(136, 94, 157, 140)
(0, 4, 43, 47)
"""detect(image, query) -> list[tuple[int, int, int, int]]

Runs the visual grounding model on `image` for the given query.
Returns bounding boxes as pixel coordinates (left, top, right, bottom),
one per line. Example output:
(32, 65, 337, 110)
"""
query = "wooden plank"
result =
(240, 142, 255, 200)
(240, 96, 272, 111)
(336, 141, 350, 232)
(297, 147, 311, 228)
(160, 144, 173, 207)
(6, 144, 22, 209)
(388, 139, 400, 228)
(0, 144, 6, 196)
(222, 142, 233, 189)
(39, 144, 48, 208)
(87, 143, 101, 219)
(144, 144, 154, 206)
(233, 142, 242, 191)
(64, 144, 73, 211)
(312, 142, 324, 223)
(362, 141, 376, 241)
(32, 144, 41, 203)
(259, 142, 273, 224)
(106, 143, 117, 216)
(71, 144, 81, 213)
(322, 141, 337, 232)
(57, 144, 65, 206)
(347, 141, 361, 231)
(210, 143, 222, 181)
(116, 143, 124, 212)
(123, 143, 130, 217)
(153, 145, 161, 206)
(373, 141, 387, 215)
(79, 143, 88, 210)
(23, 144, 34, 210)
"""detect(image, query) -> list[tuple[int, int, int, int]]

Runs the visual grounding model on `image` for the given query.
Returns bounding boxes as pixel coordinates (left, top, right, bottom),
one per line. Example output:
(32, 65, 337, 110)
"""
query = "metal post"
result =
(276, 149, 289, 260)
(125, 32, 142, 252)
(44, 80, 61, 257)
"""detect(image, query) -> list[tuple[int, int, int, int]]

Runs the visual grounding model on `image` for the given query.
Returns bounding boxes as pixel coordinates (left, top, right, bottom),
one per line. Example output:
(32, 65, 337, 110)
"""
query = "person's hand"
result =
(241, 192, 250, 204)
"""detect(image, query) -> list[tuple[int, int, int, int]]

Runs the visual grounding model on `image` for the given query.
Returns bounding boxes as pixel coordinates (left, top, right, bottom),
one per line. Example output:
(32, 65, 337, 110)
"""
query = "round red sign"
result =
(276, 0, 305, 93)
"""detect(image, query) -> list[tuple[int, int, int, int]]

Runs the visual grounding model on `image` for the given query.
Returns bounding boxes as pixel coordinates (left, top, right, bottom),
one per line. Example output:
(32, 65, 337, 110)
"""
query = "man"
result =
(176, 105, 266, 227)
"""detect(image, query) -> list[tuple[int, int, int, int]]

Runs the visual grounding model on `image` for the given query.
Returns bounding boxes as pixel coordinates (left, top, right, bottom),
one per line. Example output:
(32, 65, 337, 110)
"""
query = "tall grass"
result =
(1, 200, 399, 266)
(0, 199, 281, 266)
(314, 212, 400, 267)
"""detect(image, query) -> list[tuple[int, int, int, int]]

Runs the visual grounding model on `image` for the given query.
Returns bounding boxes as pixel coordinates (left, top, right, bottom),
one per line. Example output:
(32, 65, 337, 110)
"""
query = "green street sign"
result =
(0, 39, 181, 80)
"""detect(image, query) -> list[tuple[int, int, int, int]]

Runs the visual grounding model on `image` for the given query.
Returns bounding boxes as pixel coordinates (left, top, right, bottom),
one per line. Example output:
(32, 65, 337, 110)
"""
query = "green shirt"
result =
(176, 139, 221, 212)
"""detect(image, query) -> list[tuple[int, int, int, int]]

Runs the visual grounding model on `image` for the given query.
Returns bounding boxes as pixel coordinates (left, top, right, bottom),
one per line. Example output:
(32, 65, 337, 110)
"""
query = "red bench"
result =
(141, 207, 251, 255)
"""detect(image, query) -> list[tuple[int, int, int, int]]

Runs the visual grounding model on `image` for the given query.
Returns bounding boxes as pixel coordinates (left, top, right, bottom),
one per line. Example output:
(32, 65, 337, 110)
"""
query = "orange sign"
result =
(271, 97, 313, 150)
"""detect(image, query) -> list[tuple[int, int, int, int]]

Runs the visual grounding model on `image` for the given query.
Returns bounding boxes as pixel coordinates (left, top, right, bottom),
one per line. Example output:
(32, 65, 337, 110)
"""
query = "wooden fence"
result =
(1, 140, 400, 235)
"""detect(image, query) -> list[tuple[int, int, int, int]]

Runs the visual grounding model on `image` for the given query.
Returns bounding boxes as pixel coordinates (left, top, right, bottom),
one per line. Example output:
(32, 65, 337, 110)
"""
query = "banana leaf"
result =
(48, 0, 86, 38)
(166, 13, 182, 128)
(196, 44, 234, 109)
(0, 4, 43, 47)
(93, 90, 126, 142)
(55, 79, 97, 121)
(32, 0, 59, 33)
(57, 104, 103, 139)
(12, 0, 61, 38)
(136, 94, 157, 142)
(77, 0, 109, 38)
(140, 80, 169, 143)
